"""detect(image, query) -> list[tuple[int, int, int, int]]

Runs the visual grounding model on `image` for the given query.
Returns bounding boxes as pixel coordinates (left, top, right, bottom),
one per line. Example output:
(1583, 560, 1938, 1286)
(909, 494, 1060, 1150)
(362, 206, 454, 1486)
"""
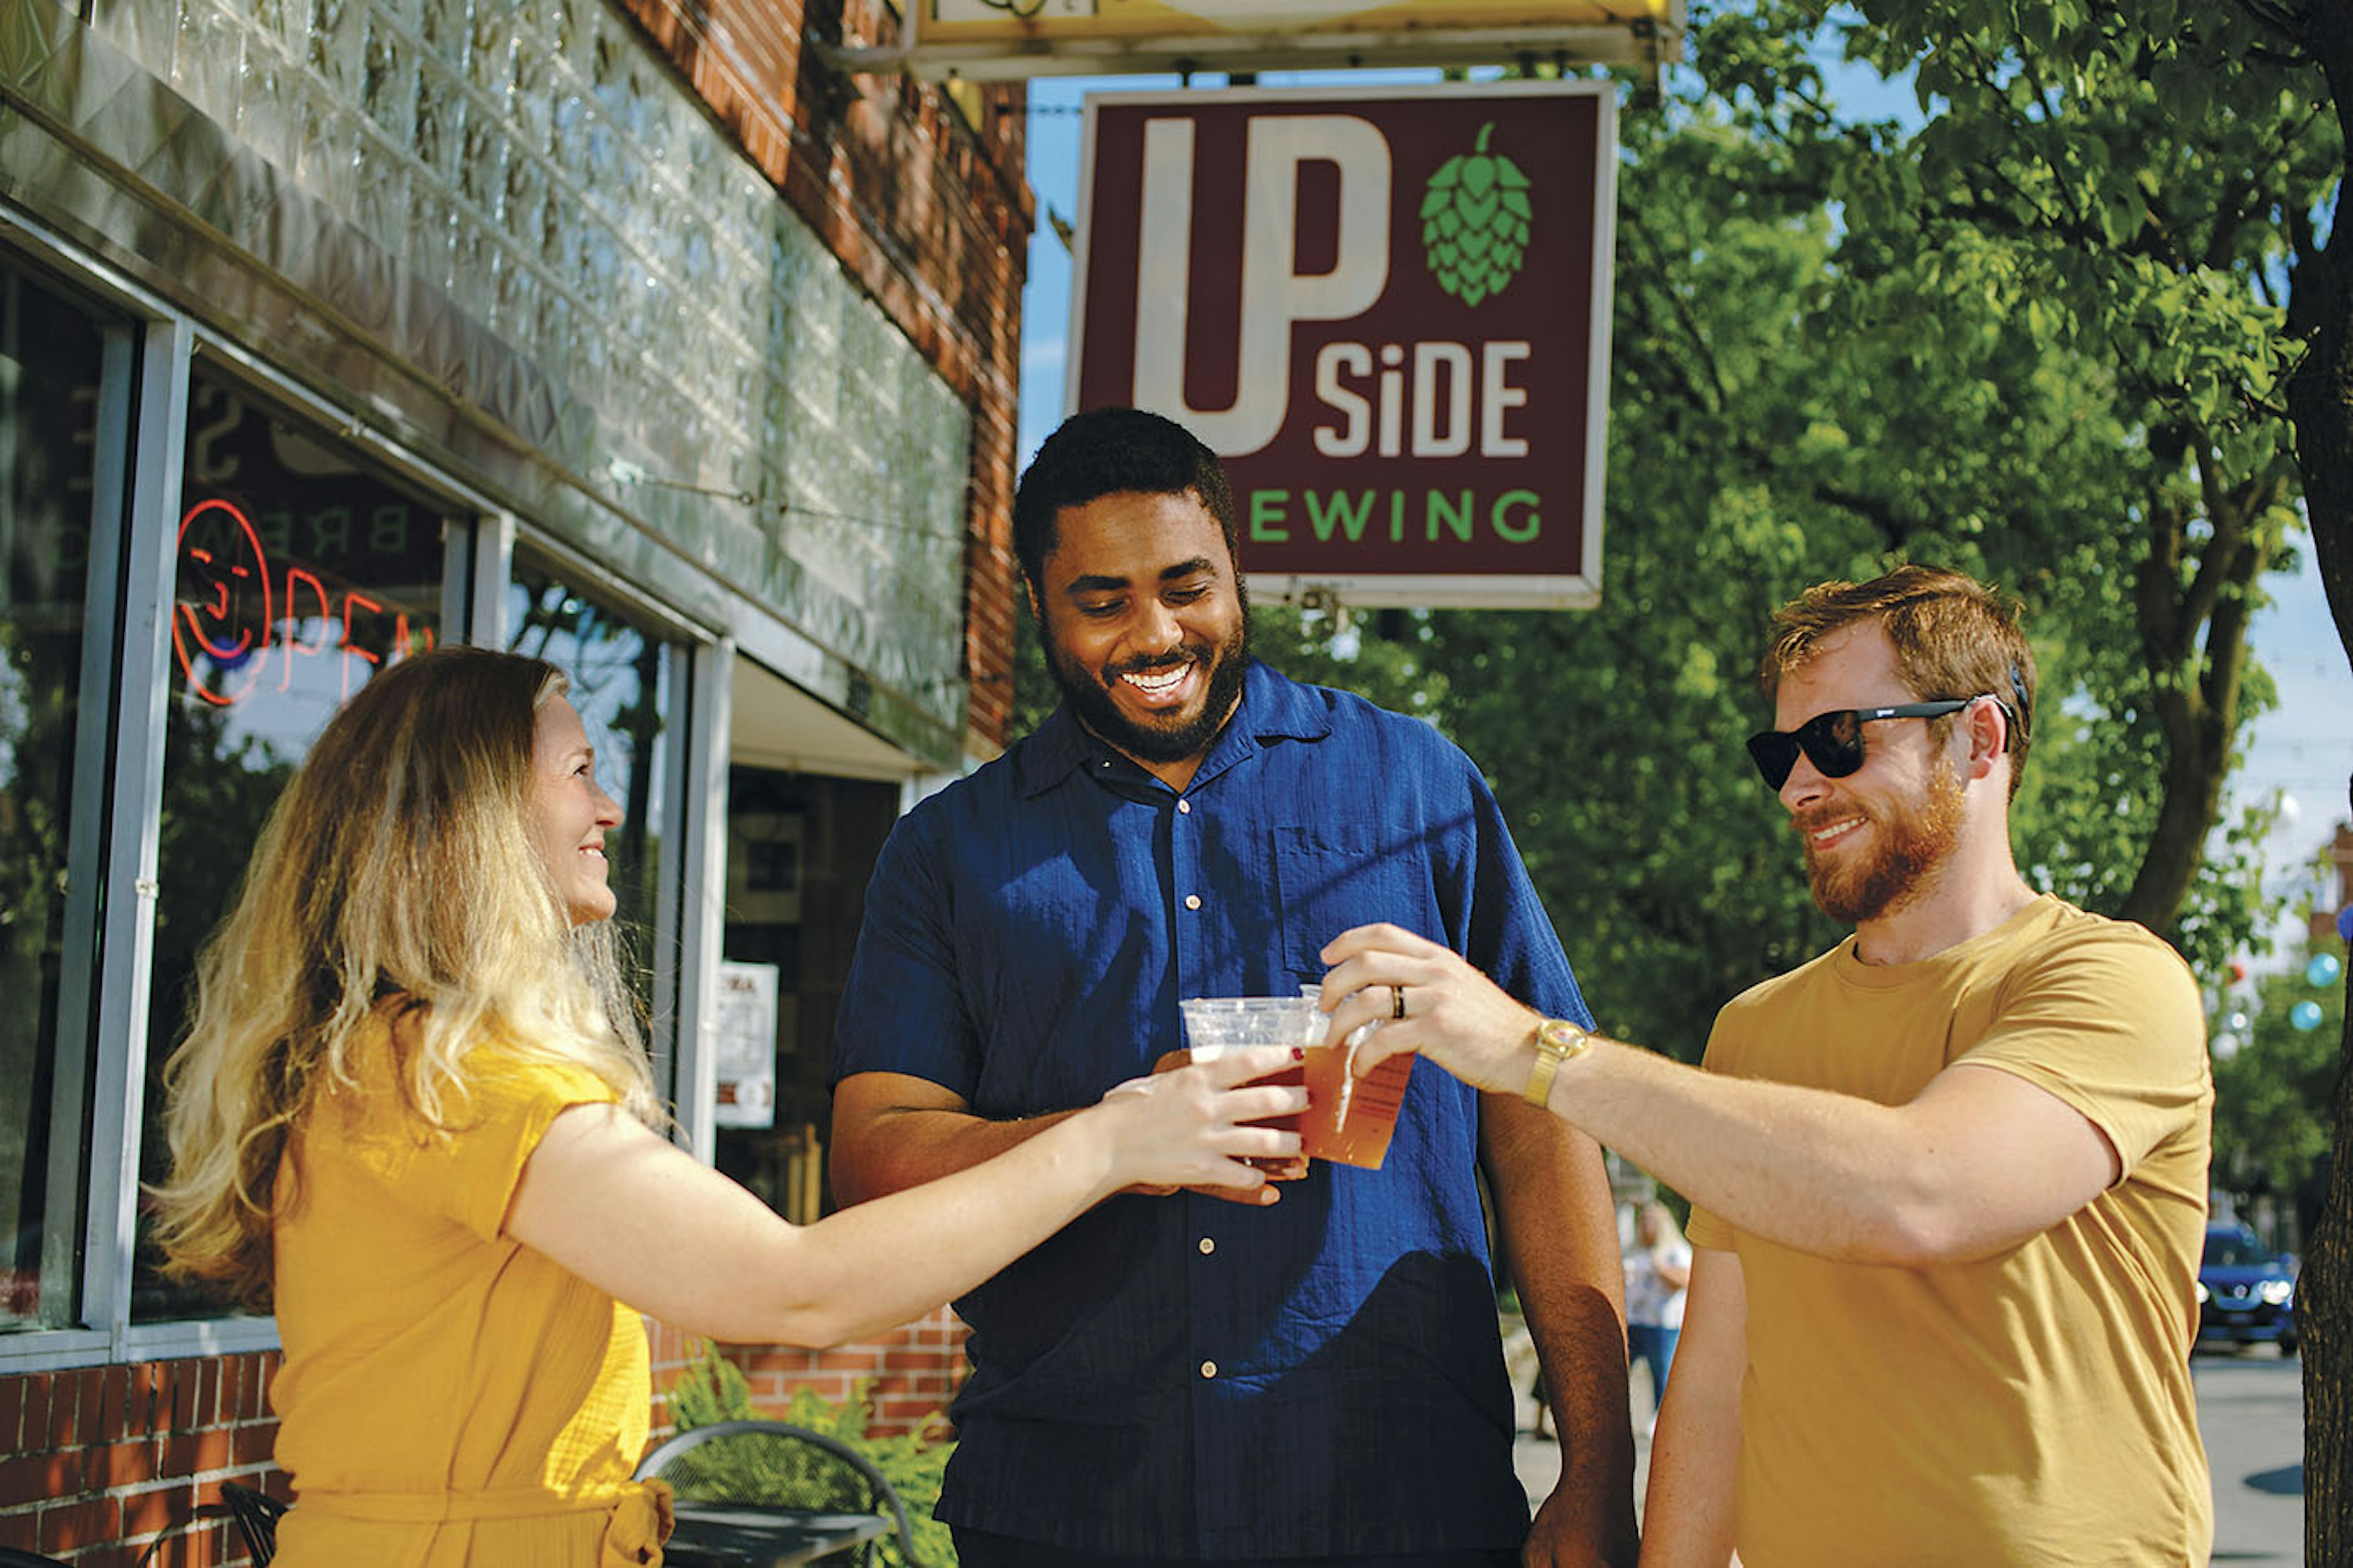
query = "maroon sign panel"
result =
(1070, 81, 1616, 607)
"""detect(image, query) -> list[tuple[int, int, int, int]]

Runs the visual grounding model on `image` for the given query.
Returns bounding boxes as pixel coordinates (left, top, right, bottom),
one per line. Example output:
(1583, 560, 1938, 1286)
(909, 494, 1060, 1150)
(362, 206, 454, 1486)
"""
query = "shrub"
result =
(664, 1341, 957, 1566)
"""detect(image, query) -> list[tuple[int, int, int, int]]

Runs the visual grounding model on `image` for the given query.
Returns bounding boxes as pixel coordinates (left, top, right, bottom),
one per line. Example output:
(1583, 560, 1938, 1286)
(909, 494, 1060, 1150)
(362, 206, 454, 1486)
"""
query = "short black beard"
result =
(1804, 760, 1966, 924)
(1050, 608, 1251, 766)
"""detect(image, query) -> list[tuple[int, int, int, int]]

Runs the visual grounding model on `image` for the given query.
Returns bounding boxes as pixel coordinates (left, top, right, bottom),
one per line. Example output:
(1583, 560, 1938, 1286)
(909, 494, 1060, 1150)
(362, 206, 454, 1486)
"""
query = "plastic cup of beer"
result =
(1297, 983, 1415, 1171)
(1178, 997, 1317, 1169)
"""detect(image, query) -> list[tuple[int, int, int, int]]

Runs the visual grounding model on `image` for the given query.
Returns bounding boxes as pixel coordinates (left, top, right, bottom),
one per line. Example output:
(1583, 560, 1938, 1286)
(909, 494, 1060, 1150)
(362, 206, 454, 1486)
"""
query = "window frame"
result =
(0, 216, 730, 1372)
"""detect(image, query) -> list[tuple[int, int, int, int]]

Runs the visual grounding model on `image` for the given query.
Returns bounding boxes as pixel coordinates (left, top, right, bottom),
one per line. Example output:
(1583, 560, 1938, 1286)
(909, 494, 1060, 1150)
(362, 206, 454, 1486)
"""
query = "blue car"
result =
(2196, 1224, 2297, 1355)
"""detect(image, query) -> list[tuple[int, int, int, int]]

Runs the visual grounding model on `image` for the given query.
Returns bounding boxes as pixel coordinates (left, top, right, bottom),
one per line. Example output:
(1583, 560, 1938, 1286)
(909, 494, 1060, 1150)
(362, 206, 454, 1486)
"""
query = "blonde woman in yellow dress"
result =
(154, 646, 1304, 1567)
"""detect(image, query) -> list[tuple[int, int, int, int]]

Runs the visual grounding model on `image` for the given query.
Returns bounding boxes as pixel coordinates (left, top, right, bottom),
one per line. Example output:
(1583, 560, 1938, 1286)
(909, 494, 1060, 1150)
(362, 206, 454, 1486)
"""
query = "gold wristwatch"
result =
(1524, 1019, 1592, 1106)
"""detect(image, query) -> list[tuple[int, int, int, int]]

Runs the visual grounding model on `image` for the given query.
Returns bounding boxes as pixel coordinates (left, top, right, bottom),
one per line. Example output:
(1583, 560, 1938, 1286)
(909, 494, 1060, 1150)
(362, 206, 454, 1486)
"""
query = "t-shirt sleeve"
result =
(339, 1051, 621, 1243)
(1953, 925, 2209, 1177)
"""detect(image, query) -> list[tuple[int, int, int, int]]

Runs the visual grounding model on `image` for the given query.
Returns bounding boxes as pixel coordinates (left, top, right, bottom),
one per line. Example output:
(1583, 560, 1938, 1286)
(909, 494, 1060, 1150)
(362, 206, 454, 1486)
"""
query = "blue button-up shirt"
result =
(833, 662, 1592, 1559)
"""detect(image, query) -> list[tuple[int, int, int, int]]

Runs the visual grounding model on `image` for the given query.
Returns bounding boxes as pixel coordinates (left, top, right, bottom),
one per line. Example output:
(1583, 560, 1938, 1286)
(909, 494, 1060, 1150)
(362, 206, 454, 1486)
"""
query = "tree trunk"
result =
(2279, 1, 2353, 1552)
(2313, 935, 2353, 1561)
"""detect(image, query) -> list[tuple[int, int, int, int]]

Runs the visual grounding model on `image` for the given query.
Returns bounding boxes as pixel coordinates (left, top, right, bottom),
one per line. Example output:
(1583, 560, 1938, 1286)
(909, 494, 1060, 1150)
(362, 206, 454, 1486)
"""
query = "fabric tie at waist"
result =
(298, 1478, 675, 1562)
(605, 1482, 675, 1567)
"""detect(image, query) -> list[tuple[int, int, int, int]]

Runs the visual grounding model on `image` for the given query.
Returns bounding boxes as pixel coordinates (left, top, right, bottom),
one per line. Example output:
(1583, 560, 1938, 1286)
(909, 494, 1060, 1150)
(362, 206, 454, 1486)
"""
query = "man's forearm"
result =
(1534, 1042, 2112, 1267)
(1638, 1251, 1746, 1568)
(1483, 1093, 1639, 1564)
(830, 1101, 1080, 1206)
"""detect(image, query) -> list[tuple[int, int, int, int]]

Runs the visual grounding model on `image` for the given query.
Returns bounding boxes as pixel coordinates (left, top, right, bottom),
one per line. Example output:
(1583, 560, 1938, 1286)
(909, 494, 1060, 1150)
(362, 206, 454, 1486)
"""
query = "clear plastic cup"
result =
(1178, 996, 1322, 1058)
(1178, 996, 1317, 1168)
(1297, 983, 1415, 1170)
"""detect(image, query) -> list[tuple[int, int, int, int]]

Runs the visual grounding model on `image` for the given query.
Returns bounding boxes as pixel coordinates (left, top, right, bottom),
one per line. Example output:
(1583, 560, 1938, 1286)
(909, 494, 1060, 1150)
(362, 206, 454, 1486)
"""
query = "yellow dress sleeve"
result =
(328, 1045, 622, 1243)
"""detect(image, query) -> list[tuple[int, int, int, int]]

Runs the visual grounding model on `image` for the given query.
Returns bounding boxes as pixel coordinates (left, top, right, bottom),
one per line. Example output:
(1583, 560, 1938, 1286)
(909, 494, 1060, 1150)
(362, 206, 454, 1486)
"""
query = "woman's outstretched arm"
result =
(505, 1045, 1304, 1347)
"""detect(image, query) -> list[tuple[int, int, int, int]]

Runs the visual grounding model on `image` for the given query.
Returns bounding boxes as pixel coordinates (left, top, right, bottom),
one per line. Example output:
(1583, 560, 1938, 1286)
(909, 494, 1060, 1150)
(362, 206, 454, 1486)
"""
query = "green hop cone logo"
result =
(1420, 122, 1533, 308)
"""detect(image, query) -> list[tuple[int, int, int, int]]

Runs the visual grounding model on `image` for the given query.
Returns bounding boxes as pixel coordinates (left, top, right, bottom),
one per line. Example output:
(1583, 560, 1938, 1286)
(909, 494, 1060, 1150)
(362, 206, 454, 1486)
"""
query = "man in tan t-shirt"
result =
(1316, 566, 2214, 1565)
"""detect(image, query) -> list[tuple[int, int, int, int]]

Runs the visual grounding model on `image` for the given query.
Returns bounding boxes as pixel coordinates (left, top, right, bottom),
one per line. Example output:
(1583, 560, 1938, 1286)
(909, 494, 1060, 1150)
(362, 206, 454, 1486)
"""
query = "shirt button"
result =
(1200, 1360, 1218, 1379)
(1184, 894, 1202, 911)
(1178, 799, 1192, 814)
(1198, 1237, 1215, 1255)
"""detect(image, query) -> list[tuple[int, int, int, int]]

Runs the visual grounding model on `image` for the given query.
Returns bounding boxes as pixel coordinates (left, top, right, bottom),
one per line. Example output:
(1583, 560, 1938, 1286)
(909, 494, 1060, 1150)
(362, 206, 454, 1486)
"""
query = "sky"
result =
(1007, 63, 2353, 963)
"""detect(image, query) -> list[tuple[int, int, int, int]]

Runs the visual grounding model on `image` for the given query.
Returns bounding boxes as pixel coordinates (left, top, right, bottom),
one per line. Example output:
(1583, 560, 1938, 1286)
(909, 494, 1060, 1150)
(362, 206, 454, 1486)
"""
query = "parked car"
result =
(2196, 1223, 2297, 1355)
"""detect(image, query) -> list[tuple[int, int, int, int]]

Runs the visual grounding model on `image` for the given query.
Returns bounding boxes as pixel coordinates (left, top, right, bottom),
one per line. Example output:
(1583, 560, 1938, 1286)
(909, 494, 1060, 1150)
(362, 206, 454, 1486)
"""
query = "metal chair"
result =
(126, 1479, 286, 1567)
(634, 1420, 918, 1565)
(216, 1481, 286, 1566)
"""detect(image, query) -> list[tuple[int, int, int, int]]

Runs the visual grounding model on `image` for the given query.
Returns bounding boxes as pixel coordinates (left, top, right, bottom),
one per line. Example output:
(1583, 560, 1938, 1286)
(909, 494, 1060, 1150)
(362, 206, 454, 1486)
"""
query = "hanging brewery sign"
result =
(900, 2, 1681, 80)
(1070, 81, 1616, 608)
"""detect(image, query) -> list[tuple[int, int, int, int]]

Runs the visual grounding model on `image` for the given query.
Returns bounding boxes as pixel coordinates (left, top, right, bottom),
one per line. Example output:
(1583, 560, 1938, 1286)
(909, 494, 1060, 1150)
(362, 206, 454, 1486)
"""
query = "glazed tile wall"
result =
(1, 0, 971, 754)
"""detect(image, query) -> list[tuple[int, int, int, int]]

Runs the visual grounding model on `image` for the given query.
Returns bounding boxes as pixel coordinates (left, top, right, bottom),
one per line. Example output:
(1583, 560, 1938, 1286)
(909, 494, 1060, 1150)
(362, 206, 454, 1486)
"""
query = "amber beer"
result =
(1296, 984, 1414, 1170)
(1299, 1038, 1413, 1170)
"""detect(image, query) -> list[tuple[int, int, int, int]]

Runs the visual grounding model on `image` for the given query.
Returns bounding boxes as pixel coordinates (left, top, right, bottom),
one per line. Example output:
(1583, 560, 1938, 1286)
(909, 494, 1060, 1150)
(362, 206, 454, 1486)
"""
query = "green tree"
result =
(2212, 946, 2349, 1231)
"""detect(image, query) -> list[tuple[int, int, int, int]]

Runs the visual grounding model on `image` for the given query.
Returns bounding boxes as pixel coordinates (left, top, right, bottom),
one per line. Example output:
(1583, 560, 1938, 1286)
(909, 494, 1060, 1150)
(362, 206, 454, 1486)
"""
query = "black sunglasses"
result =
(1746, 698, 1995, 790)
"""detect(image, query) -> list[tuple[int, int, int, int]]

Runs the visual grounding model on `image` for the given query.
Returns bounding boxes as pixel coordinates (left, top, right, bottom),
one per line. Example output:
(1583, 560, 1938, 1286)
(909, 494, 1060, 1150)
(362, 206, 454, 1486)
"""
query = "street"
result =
(2197, 1346, 2303, 1565)
(1512, 1341, 2306, 1561)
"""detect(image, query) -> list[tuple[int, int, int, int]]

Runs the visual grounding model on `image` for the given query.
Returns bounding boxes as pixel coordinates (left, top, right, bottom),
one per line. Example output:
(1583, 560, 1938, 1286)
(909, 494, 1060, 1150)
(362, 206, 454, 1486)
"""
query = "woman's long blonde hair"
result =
(153, 646, 661, 1309)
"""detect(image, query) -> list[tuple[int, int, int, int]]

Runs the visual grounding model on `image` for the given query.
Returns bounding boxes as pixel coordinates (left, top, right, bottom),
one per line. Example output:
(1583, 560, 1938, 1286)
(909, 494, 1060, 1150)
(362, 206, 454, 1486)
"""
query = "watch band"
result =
(1524, 1018, 1591, 1107)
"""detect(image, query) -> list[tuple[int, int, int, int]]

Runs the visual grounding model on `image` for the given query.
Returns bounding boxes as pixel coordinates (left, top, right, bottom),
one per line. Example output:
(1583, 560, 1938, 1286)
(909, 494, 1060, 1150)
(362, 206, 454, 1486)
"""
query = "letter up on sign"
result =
(1131, 115, 1390, 456)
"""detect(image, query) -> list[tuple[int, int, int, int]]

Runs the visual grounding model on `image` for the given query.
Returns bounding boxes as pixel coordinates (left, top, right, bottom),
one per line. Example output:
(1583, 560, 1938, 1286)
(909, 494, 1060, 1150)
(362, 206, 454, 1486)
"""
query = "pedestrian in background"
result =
(1623, 1200, 1691, 1431)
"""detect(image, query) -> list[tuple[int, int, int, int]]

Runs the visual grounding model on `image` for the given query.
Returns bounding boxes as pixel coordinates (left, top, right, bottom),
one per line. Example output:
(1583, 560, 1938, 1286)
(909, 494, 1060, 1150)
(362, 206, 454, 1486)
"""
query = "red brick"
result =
(39, 1491, 113, 1552)
(96, 1439, 157, 1489)
(74, 1368, 106, 1443)
(121, 1364, 153, 1436)
(237, 1357, 269, 1421)
(214, 1360, 241, 1426)
(41, 1376, 73, 1449)
(119, 1480, 189, 1540)
(231, 1422, 278, 1466)
(0, 1451, 51, 1506)
(24, 1445, 88, 1498)
(168, 1356, 195, 1431)
(100, 1366, 132, 1442)
(0, 1511, 36, 1550)
(197, 1363, 221, 1426)
(0, 1376, 23, 1450)
(186, 1429, 233, 1475)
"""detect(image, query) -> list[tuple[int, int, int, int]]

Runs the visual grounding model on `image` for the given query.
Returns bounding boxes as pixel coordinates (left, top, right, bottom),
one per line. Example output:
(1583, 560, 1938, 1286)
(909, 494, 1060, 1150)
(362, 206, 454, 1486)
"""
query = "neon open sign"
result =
(173, 497, 434, 707)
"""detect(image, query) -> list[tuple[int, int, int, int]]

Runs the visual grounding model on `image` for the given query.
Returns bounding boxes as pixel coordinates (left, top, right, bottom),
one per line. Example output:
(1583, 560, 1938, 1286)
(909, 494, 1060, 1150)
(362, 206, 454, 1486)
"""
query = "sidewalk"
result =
(1502, 1318, 1656, 1522)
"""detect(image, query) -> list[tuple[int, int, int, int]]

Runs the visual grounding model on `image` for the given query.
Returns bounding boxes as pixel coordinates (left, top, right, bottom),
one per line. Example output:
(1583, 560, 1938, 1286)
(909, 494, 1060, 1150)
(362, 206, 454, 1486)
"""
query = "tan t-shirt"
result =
(1686, 895, 2213, 1566)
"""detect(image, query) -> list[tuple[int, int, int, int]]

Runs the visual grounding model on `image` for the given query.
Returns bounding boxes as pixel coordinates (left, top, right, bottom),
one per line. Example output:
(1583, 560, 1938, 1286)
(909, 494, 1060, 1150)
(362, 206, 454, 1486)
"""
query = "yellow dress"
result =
(269, 1026, 673, 1566)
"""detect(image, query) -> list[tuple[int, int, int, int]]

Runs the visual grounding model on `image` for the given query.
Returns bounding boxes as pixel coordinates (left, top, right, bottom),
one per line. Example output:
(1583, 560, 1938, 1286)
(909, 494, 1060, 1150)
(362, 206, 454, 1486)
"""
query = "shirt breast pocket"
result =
(1273, 822, 1442, 980)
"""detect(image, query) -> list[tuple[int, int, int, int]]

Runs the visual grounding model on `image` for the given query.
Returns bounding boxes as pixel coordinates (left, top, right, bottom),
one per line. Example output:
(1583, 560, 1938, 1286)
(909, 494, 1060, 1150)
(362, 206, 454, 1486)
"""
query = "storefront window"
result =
(506, 559, 678, 1055)
(0, 261, 109, 1329)
(133, 368, 450, 1320)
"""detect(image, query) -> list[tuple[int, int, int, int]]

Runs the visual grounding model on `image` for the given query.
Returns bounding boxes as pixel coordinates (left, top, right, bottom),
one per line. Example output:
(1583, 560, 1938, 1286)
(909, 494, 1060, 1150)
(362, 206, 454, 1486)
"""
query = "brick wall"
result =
(0, 1355, 278, 1565)
(0, 1309, 968, 1560)
(615, 0, 1034, 752)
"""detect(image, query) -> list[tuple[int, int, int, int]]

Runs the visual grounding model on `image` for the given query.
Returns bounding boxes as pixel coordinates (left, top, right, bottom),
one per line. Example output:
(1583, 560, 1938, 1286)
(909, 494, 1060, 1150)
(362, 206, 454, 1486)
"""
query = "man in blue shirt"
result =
(830, 408, 1636, 1566)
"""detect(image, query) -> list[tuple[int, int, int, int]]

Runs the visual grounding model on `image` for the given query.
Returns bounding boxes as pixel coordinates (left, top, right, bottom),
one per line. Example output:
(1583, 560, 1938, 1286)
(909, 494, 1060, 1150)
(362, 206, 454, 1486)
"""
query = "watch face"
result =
(1540, 1021, 1584, 1051)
